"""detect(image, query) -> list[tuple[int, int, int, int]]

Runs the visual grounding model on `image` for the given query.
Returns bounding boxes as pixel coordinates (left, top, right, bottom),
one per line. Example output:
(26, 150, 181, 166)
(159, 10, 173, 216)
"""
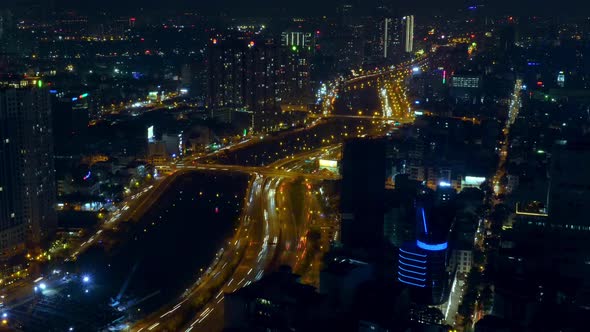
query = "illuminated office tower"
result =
(397, 193, 454, 305)
(403, 15, 414, 53)
(0, 77, 56, 258)
(375, 17, 401, 60)
(382, 18, 392, 58)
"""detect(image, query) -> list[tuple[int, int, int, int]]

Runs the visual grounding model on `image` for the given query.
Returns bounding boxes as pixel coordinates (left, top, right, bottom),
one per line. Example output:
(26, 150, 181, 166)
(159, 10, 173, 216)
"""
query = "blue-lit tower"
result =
(397, 189, 455, 305)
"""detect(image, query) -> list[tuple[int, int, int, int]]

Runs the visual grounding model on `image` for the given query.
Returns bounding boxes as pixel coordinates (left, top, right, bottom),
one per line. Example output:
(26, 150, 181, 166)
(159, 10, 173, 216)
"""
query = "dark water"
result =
(14, 171, 248, 331)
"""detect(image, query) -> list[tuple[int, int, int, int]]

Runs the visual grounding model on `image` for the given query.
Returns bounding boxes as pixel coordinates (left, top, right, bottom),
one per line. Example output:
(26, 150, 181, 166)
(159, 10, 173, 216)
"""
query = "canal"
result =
(11, 171, 249, 331)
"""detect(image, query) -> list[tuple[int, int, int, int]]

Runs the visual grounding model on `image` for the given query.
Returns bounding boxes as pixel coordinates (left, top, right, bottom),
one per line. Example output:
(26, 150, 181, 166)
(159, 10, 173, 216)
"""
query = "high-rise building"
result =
(0, 77, 56, 258)
(337, 2, 356, 27)
(337, 24, 365, 71)
(340, 138, 387, 251)
(283, 45, 312, 105)
(365, 16, 404, 66)
(397, 189, 455, 305)
(51, 92, 90, 154)
(207, 36, 311, 130)
(207, 37, 285, 113)
(496, 141, 590, 326)
(207, 38, 249, 110)
(450, 74, 483, 103)
(382, 18, 393, 59)
(379, 18, 402, 59)
(403, 15, 415, 53)
(281, 31, 314, 48)
(0, 9, 17, 56)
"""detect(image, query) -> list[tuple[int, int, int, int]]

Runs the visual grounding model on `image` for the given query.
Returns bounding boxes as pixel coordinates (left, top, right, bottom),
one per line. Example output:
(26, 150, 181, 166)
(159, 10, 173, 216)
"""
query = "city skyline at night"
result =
(0, 0, 589, 331)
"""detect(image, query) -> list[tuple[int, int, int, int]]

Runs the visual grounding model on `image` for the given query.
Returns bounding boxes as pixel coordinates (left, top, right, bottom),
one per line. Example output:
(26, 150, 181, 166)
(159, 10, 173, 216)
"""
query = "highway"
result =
(131, 145, 340, 332)
(130, 57, 421, 331)
(492, 78, 523, 195)
(0, 50, 426, 332)
(0, 56, 421, 330)
(181, 151, 333, 332)
(176, 163, 340, 181)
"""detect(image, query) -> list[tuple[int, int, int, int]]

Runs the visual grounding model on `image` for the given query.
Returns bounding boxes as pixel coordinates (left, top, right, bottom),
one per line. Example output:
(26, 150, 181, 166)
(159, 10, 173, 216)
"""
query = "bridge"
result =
(175, 163, 341, 181)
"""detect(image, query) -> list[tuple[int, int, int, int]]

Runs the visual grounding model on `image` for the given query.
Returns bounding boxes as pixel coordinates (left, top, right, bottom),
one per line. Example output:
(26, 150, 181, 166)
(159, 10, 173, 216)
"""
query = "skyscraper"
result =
(208, 38, 286, 110)
(340, 138, 387, 251)
(207, 35, 311, 130)
(403, 15, 415, 53)
(207, 38, 248, 110)
(0, 77, 57, 258)
(375, 17, 404, 61)
(397, 189, 455, 305)
(366, 16, 403, 65)
(382, 18, 393, 59)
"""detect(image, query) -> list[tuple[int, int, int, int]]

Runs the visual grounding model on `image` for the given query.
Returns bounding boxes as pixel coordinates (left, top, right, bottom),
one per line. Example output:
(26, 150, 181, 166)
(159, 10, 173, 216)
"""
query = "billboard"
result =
(319, 159, 339, 174)
(148, 91, 158, 101)
(319, 159, 338, 168)
(462, 176, 485, 189)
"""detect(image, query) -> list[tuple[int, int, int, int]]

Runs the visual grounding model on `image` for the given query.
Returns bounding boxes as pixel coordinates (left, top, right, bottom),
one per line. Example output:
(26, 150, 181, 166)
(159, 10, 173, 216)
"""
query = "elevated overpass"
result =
(175, 163, 340, 181)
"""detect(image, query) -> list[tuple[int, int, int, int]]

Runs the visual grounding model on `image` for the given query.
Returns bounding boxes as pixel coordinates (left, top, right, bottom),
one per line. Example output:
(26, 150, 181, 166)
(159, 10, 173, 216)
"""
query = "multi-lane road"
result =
(492, 78, 523, 195)
(0, 57, 420, 331)
(132, 145, 340, 332)
(132, 59, 419, 331)
(176, 163, 340, 181)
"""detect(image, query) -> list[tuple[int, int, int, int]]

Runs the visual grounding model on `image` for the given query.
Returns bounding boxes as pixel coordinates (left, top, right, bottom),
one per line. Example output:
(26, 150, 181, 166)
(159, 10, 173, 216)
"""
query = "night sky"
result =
(24, 0, 590, 17)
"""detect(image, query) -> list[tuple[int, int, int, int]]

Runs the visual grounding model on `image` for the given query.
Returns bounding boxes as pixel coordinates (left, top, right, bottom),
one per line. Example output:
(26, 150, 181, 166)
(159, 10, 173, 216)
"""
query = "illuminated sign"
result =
(319, 159, 339, 174)
(463, 176, 486, 187)
(416, 240, 448, 251)
(148, 91, 158, 101)
(319, 159, 338, 168)
(147, 126, 155, 142)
